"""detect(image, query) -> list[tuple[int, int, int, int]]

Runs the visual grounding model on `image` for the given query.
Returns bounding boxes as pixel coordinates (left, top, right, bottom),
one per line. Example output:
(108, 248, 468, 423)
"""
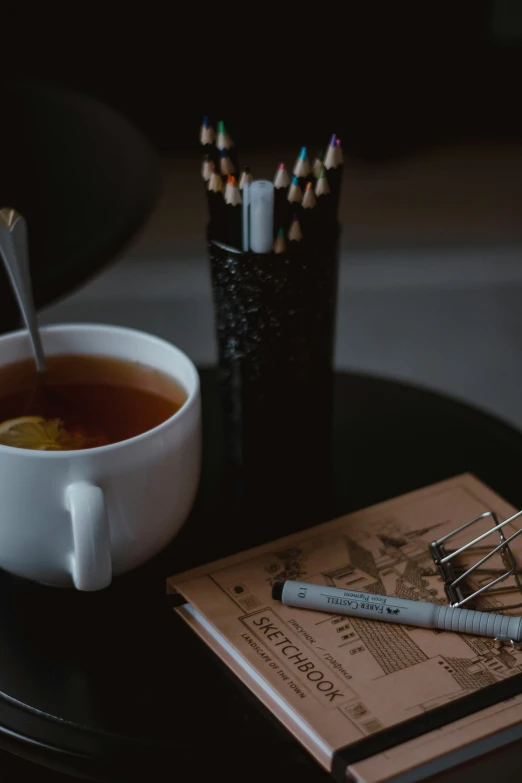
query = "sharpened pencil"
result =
(200, 116, 217, 165)
(273, 227, 286, 254)
(324, 133, 342, 217)
(239, 166, 253, 190)
(201, 153, 215, 182)
(288, 216, 303, 243)
(300, 181, 317, 240)
(216, 121, 239, 171)
(220, 148, 235, 177)
(274, 162, 290, 190)
(293, 146, 310, 179)
(312, 150, 324, 179)
(314, 166, 331, 197)
(200, 116, 215, 147)
(216, 120, 233, 151)
(287, 175, 303, 206)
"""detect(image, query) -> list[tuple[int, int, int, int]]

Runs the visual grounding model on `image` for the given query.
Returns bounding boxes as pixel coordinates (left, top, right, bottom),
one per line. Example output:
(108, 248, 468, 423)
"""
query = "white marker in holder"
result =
(248, 180, 274, 253)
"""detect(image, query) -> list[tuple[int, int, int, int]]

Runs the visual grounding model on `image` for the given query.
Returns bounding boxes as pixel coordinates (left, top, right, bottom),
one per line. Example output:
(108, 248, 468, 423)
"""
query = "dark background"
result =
(5, 2, 522, 162)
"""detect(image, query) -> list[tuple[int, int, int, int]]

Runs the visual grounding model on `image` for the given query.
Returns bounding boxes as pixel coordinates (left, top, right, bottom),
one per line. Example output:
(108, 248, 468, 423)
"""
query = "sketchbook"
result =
(167, 474, 522, 783)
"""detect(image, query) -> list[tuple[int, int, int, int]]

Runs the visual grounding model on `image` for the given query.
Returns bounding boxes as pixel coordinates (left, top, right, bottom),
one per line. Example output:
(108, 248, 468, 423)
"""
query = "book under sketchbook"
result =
(167, 474, 522, 783)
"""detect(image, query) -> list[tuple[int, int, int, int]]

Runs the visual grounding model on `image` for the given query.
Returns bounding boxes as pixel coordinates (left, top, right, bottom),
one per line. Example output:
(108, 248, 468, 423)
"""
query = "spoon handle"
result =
(0, 211, 47, 373)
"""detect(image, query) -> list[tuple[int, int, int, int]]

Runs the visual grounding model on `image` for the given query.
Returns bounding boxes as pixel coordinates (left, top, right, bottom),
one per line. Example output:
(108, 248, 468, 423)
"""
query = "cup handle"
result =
(66, 482, 112, 591)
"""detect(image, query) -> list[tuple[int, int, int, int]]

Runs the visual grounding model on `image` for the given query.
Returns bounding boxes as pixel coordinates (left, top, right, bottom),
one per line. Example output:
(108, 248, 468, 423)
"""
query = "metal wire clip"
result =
(430, 509, 522, 648)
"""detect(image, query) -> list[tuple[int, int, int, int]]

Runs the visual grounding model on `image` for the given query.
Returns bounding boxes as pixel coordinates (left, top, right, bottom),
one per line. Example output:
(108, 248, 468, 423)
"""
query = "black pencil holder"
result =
(208, 228, 340, 526)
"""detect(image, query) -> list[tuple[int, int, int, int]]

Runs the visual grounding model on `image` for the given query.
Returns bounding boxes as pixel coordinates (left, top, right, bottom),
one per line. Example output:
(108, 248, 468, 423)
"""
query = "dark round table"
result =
(1, 369, 522, 783)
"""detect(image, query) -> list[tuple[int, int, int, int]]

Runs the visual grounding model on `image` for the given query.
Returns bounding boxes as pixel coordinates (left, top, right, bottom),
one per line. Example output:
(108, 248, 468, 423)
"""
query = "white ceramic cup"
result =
(0, 324, 201, 591)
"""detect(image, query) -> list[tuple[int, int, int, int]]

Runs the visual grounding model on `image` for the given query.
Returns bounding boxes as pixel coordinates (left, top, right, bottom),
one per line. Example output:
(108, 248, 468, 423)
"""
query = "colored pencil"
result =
(201, 153, 214, 183)
(323, 133, 342, 217)
(312, 150, 324, 179)
(200, 116, 217, 165)
(287, 176, 303, 207)
(274, 162, 290, 236)
(273, 227, 286, 254)
(293, 146, 310, 179)
(288, 216, 303, 244)
(216, 121, 239, 172)
(239, 166, 253, 190)
(300, 181, 317, 240)
(220, 148, 235, 177)
(201, 120, 341, 253)
(200, 116, 215, 148)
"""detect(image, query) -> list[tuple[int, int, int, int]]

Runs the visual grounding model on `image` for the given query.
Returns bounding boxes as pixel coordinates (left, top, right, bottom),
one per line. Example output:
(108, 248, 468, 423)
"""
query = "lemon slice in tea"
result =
(0, 416, 75, 451)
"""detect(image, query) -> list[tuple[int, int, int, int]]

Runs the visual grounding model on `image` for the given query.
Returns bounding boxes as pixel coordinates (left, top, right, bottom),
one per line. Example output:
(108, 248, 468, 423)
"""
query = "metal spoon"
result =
(0, 207, 47, 373)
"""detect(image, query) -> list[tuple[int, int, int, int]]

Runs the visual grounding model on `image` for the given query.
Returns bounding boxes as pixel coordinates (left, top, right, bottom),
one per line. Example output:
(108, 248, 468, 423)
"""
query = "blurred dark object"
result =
(9, 3, 521, 164)
(0, 81, 159, 335)
(492, 0, 522, 44)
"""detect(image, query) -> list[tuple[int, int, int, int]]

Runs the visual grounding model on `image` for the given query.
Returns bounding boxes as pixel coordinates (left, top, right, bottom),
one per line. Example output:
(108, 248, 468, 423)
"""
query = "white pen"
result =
(272, 580, 522, 646)
(248, 180, 274, 253)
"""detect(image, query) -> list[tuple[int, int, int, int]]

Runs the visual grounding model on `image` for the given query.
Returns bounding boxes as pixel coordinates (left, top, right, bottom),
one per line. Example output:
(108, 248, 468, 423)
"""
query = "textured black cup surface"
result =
(208, 230, 340, 522)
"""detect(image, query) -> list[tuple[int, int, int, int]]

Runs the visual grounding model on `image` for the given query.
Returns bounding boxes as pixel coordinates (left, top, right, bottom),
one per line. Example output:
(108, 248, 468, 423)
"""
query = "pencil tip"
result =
(291, 175, 299, 186)
(277, 227, 284, 237)
(278, 162, 285, 170)
(220, 148, 227, 158)
(336, 138, 341, 147)
(329, 133, 337, 147)
(305, 181, 313, 190)
(217, 120, 225, 133)
(203, 116, 209, 127)
(299, 146, 307, 159)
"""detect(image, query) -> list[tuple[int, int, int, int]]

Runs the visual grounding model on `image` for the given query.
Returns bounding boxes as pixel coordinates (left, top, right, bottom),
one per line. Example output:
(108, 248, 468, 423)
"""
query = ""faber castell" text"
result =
(324, 596, 384, 614)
